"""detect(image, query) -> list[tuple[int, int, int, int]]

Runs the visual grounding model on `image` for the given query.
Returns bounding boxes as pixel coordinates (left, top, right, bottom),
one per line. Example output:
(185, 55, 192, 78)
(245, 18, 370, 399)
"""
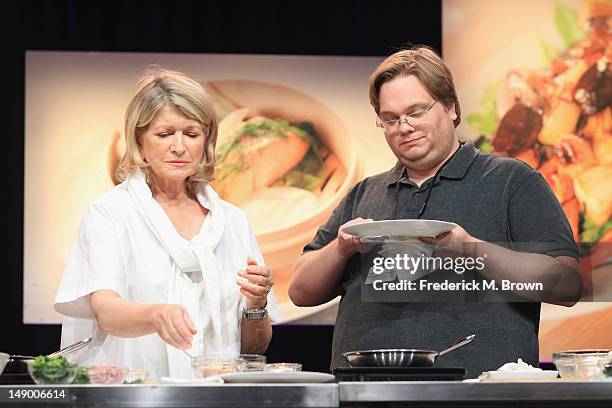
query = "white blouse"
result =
(54, 170, 279, 380)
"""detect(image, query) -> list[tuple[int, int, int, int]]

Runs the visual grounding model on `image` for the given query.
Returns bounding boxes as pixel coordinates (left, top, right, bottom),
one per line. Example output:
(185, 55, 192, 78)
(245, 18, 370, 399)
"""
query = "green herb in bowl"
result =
(72, 366, 91, 384)
(28, 356, 77, 385)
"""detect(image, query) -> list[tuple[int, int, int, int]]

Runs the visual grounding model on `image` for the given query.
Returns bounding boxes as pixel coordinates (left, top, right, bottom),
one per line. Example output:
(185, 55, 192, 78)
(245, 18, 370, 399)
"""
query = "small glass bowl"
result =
(192, 356, 241, 379)
(124, 369, 148, 384)
(237, 354, 266, 372)
(27, 361, 77, 385)
(263, 363, 302, 372)
(88, 365, 127, 384)
(192, 354, 266, 379)
(553, 350, 611, 380)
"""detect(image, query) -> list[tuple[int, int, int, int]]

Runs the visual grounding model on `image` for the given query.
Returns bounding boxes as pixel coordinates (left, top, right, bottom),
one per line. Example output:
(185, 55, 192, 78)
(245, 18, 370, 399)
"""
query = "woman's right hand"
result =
(151, 304, 197, 350)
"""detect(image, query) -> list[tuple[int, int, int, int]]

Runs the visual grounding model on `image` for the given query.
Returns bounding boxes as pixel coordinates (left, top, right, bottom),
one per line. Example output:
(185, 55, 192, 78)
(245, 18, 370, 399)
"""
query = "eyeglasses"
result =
(376, 101, 438, 133)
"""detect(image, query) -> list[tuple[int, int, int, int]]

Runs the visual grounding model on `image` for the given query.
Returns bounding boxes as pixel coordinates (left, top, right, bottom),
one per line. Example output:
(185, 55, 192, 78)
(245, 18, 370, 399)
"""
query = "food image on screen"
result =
(467, 0, 611, 247)
(206, 80, 356, 236)
(213, 108, 344, 233)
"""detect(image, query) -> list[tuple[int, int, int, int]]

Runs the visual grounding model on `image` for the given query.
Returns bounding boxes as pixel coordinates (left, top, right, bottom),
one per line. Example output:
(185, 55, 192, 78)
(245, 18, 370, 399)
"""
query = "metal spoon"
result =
(182, 350, 195, 361)
(47, 338, 91, 358)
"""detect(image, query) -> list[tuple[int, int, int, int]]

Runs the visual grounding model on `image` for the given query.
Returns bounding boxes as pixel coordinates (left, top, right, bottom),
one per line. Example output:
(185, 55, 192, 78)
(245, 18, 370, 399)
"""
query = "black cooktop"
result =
(333, 366, 466, 382)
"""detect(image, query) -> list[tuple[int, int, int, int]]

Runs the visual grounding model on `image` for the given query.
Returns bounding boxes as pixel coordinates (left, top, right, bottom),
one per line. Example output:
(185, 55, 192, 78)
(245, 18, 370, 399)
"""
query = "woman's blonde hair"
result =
(369, 46, 461, 127)
(116, 66, 218, 187)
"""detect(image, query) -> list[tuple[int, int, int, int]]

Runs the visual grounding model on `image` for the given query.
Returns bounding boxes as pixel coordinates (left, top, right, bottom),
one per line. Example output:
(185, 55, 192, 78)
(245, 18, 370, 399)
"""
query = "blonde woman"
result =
(54, 67, 278, 379)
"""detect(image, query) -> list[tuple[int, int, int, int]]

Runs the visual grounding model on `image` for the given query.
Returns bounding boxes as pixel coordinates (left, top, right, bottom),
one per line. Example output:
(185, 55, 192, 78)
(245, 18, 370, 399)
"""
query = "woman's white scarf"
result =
(126, 169, 227, 378)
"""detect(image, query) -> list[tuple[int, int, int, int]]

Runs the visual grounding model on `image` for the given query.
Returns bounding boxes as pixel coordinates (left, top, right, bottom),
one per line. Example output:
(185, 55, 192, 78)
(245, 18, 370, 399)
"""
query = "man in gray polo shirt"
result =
(288, 46, 582, 378)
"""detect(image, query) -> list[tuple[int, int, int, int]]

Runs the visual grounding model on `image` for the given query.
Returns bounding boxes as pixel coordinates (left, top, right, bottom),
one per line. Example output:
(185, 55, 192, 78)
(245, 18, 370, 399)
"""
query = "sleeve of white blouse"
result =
(53, 202, 127, 319)
(247, 221, 281, 323)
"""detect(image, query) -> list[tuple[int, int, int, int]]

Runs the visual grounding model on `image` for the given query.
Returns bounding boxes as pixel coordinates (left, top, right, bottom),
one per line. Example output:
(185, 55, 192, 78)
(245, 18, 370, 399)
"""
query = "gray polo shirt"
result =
(303, 141, 578, 378)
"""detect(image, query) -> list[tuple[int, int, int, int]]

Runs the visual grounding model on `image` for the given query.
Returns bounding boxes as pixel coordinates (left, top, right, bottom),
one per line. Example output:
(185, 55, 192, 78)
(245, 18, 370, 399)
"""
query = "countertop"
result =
(1, 380, 612, 408)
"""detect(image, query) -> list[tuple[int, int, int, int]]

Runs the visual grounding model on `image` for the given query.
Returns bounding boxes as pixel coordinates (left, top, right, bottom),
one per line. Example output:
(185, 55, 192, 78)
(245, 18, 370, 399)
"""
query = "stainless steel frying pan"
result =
(343, 334, 475, 367)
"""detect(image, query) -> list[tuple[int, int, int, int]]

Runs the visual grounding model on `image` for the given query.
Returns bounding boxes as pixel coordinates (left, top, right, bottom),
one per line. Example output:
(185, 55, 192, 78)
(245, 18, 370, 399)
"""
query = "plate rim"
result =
(481, 370, 559, 379)
(342, 219, 458, 238)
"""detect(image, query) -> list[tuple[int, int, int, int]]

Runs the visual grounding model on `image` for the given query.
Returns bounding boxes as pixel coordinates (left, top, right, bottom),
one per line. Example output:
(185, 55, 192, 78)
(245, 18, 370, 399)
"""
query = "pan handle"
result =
(437, 334, 475, 357)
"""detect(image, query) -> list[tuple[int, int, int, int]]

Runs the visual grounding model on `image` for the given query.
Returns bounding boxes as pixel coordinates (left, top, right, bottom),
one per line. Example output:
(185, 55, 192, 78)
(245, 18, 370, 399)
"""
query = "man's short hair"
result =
(369, 46, 461, 128)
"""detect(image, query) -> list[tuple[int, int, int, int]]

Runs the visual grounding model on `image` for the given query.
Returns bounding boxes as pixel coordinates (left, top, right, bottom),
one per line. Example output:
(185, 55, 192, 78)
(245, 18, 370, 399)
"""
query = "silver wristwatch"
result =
(242, 307, 268, 321)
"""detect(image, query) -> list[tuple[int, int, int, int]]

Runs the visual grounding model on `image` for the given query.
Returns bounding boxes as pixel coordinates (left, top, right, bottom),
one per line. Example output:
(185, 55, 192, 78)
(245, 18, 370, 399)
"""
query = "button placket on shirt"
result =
(396, 181, 428, 219)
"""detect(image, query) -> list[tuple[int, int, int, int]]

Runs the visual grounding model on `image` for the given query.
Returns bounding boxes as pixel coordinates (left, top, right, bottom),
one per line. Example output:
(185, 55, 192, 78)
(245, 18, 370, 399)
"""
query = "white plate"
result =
(479, 370, 559, 380)
(217, 371, 336, 383)
(342, 219, 457, 240)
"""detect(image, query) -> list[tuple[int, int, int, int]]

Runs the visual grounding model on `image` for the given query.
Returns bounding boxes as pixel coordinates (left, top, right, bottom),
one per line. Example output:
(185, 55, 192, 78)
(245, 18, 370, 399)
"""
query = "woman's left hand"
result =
(237, 258, 274, 309)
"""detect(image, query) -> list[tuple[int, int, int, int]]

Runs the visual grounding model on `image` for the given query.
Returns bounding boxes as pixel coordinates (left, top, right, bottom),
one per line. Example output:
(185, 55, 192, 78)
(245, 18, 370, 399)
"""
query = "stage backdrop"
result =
(24, 51, 387, 324)
(26, 0, 611, 358)
(443, 0, 612, 359)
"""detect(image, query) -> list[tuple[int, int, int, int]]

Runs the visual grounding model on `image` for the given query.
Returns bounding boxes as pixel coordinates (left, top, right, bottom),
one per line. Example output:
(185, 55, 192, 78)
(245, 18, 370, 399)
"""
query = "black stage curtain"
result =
(4, 0, 441, 371)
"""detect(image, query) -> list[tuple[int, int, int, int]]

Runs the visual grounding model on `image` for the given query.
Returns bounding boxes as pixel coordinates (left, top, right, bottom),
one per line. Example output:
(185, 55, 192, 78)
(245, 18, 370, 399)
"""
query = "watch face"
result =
(243, 308, 268, 320)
